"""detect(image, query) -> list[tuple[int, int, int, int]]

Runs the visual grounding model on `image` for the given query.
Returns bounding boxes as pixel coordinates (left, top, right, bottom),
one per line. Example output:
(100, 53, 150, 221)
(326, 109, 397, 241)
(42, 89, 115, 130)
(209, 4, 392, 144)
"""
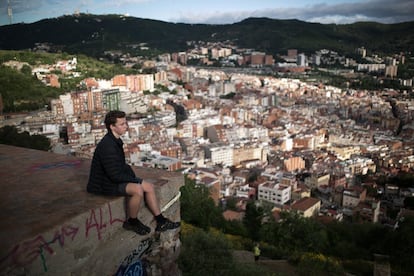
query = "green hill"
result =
(0, 14, 413, 57)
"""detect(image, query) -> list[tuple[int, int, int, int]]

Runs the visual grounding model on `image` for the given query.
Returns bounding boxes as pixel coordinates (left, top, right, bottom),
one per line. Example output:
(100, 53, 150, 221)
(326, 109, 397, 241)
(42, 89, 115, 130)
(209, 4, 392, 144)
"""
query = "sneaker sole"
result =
(123, 222, 151, 235)
(155, 222, 181, 232)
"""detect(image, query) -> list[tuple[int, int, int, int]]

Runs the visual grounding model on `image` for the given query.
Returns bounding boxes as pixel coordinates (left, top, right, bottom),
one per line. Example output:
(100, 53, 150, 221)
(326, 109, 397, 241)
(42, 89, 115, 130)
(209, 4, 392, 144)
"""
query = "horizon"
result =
(1, 0, 414, 27)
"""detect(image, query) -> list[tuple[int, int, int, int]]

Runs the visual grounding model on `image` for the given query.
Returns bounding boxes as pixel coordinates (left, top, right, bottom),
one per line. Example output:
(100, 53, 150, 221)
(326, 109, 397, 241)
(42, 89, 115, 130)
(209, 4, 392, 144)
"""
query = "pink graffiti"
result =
(86, 202, 124, 240)
(1, 202, 123, 271)
(0, 225, 79, 269)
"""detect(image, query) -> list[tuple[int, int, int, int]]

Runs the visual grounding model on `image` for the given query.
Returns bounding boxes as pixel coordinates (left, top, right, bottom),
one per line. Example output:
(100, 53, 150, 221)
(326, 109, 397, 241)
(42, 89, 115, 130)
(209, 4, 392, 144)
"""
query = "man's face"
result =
(110, 117, 128, 138)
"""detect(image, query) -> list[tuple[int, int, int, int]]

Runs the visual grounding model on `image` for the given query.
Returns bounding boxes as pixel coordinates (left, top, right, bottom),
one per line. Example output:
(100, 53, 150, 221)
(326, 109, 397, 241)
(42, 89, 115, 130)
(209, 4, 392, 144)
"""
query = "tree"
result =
(166, 99, 188, 124)
(0, 65, 60, 112)
(20, 64, 32, 75)
(0, 125, 50, 151)
(180, 176, 223, 230)
(178, 229, 234, 275)
(243, 200, 263, 241)
(178, 228, 276, 276)
(260, 211, 329, 255)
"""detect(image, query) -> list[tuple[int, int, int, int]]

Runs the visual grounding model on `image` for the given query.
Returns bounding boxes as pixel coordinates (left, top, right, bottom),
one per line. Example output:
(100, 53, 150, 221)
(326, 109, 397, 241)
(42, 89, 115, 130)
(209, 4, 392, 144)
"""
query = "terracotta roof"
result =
(291, 197, 320, 211)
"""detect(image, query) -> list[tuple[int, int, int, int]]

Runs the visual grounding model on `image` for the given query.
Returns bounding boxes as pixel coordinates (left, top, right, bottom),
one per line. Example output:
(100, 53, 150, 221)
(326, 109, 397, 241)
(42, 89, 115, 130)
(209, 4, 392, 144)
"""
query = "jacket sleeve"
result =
(97, 142, 142, 184)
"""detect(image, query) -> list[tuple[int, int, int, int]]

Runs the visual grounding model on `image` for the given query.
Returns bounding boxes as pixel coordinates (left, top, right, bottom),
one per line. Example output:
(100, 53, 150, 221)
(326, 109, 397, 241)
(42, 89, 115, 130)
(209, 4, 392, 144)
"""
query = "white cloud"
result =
(172, 0, 414, 24)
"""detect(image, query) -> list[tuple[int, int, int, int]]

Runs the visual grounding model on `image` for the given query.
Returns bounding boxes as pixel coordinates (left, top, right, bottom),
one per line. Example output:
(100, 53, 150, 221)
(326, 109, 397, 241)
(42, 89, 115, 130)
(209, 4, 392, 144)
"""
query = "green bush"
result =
(297, 252, 345, 276)
(178, 229, 234, 276)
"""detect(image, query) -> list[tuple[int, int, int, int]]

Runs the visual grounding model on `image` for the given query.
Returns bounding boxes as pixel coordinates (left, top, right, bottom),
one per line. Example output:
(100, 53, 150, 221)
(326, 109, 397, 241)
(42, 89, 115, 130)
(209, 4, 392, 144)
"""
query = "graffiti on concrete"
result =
(1, 202, 124, 272)
(119, 260, 146, 276)
(85, 202, 124, 240)
(115, 238, 152, 276)
(0, 225, 79, 272)
(30, 160, 82, 171)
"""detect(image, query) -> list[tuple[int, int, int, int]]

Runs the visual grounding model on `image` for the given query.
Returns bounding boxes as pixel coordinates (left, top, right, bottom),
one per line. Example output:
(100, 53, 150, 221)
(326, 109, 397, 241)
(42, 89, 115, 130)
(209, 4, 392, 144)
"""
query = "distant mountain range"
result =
(0, 14, 413, 58)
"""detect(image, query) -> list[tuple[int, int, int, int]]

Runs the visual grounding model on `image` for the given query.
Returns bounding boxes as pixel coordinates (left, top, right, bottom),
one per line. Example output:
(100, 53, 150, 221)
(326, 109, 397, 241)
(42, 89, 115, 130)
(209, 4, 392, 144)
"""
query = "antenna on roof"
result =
(7, 0, 13, 25)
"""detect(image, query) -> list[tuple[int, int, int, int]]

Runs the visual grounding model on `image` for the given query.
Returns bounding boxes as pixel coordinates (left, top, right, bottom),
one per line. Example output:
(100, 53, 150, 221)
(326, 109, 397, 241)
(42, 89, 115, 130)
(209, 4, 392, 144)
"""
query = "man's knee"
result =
(141, 181, 155, 193)
(126, 183, 144, 197)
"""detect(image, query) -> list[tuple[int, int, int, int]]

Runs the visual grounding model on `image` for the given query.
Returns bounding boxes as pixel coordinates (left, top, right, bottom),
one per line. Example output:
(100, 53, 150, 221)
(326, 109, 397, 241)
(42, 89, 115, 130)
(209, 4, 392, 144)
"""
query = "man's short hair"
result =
(104, 110, 126, 131)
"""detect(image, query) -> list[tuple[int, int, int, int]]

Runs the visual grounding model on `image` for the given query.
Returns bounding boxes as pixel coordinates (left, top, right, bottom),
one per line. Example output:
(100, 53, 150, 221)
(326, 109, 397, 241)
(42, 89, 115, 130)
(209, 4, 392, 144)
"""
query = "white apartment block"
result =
(119, 90, 148, 114)
(154, 110, 177, 127)
(224, 126, 268, 143)
(60, 93, 74, 116)
(357, 63, 386, 72)
(297, 53, 307, 66)
(236, 184, 255, 198)
(343, 157, 376, 175)
(258, 181, 291, 206)
(205, 144, 234, 167)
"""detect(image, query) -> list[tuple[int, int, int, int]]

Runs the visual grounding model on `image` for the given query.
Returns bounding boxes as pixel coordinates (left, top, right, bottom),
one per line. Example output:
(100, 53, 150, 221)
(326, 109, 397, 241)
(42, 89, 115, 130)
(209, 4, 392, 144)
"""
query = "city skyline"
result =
(1, 0, 414, 27)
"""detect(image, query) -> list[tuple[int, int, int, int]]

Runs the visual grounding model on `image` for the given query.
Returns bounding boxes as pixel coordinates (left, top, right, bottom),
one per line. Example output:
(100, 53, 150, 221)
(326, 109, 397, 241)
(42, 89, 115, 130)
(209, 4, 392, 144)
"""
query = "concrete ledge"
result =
(0, 144, 183, 275)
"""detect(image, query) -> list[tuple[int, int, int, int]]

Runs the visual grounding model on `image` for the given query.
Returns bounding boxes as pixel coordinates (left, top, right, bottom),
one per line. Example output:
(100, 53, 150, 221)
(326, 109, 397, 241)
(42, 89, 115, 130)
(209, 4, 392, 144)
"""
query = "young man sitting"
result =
(87, 110, 180, 235)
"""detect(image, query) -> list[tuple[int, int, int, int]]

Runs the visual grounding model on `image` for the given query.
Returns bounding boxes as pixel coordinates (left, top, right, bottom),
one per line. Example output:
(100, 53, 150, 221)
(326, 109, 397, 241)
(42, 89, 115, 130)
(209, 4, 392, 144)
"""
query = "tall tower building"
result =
(297, 53, 307, 67)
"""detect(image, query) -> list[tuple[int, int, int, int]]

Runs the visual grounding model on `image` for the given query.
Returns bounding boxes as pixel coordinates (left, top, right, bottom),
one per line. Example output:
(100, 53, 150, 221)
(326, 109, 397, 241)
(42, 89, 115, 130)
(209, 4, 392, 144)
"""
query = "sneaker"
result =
(155, 218, 181, 232)
(123, 220, 151, 235)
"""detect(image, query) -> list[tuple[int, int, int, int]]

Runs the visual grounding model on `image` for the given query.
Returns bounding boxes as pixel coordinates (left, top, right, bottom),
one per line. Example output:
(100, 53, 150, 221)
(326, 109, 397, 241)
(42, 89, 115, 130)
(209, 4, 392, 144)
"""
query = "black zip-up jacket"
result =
(87, 131, 142, 195)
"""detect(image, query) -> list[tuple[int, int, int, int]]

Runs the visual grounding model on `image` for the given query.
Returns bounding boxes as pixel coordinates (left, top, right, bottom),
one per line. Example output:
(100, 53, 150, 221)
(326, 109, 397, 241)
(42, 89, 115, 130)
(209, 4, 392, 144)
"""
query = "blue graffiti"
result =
(115, 238, 152, 276)
(31, 160, 81, 171)
(123, 260, 146, 276)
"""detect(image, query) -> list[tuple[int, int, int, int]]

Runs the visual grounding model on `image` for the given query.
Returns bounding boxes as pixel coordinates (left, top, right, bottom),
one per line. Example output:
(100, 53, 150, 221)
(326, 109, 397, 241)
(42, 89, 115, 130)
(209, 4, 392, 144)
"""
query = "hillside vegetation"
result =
(179, 177, 414, 275)
(0, 50, 139, 112)
(0, 14, 413, 58)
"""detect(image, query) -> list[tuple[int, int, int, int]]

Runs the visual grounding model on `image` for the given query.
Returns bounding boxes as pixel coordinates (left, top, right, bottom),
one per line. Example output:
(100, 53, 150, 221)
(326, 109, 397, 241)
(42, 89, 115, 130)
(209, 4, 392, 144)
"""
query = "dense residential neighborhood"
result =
(2, 41, 413, 232)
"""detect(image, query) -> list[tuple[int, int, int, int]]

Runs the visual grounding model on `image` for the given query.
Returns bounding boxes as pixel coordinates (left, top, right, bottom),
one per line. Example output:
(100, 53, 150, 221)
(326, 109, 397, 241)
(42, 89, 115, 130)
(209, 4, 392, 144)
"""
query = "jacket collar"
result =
(107, 131, 123, 147)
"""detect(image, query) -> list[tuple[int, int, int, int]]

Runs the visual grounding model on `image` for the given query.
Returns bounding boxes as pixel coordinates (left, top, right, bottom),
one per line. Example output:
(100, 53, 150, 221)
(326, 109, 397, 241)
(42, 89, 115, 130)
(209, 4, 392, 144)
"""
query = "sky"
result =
(1, 0, 414, 27)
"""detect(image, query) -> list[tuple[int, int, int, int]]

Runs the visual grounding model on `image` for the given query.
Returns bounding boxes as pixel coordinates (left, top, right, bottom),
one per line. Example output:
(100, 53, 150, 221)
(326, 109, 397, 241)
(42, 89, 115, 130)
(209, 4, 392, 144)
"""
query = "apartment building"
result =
(126, 74, 154, 92)
(304, 173, 330, 189)
(177, 121, 204, 138)
(87, 89, 104, 111)
(342, 186, 367, 208)
(284, 156, 306, 172)
(291, 183, 311, 202)
(343, 157, 376, 175)
(357, 63, 386, 73)
(264, 55, 275, 65)
(290, 197, 321, 218)
(203, 143, 234, 167)
(102, 88, 121, 111)
(250, 52, 266, 66)
(355, 200, 381, 223)
(329, 144, 361, 160)
(297, 53, 307, 67)
(258, 181, 291, 206)
(236, 184, 255, 199)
